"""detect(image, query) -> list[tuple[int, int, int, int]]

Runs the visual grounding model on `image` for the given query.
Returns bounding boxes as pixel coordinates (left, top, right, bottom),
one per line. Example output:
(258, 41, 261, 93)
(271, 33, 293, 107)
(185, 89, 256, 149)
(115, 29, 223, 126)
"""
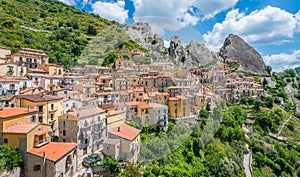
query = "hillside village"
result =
(0, 44, 269, 176)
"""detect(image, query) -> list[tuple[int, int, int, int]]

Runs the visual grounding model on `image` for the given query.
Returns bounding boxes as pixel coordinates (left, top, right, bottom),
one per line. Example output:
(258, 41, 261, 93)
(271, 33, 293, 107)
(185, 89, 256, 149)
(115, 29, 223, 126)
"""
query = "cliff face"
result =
(220, 34, 268, 75)
(186, 40, 217, 67)
(168, 36, 186, 63)
(124, 22, 164, 55)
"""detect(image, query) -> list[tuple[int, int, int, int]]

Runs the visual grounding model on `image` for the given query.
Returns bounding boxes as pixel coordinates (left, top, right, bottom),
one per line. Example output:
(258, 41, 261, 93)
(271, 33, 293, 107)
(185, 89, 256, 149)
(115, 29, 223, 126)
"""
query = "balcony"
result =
(34, 137, 50, 148)
(48, 108, 57, 113)
(38, 111, 44, 114)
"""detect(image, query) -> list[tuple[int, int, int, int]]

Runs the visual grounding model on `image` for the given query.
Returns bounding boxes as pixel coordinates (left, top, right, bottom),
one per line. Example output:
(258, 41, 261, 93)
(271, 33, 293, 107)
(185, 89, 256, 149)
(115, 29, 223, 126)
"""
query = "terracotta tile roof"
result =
(74, 106, 105, 118)
(28, 68, 48, 73)
(176, 95, 188, 100)
(0, 107, 38, 119)
(119, 91, 129, 96)
(16, 93, 63, 102)
(125, 102, 139, 106)
(3, 122, 39, 134)
(161, 92, 170, 96)
(28, 142, 77, 162)
(109, 124, 140, 141)
(138, 102, 150, 109)
(115, 102, 125, 107)
(0, 78, 19, 82)
(169, 97, 180, 101)
(35, 129, 50, 136)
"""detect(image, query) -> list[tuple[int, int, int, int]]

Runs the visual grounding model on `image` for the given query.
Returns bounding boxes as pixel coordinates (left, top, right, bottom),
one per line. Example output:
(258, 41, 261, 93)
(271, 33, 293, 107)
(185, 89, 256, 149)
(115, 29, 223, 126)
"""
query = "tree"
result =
(199, 109, 209, 119)
(0, 145, 23, 174)
(266, 65, 272, 75)
(263, 78, 268, 88)
(102, 157, 121, 175)
(102, 51, 118, 66)
(87, 25, 97, 35)
(265, 96, 274, 108)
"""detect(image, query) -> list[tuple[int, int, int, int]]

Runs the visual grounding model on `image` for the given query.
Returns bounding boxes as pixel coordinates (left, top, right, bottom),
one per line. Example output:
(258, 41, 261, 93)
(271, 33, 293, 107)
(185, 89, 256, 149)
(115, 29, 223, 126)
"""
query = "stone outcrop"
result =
(168, 36, 186, 64)
(124, 22, 164, 56)
(220, 34, 268, 75)
(186, 40, 217, 67)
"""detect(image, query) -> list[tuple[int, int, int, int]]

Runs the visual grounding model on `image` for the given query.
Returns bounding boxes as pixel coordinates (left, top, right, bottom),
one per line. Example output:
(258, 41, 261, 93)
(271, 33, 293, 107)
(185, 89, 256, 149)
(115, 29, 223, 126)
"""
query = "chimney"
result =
(117, 126, 120, 132)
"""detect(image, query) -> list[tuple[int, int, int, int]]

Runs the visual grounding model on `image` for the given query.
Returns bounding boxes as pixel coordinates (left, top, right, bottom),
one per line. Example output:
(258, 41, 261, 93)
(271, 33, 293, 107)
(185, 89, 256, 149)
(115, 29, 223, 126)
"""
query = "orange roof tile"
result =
(138, 102, 150, 109)
(28, 142, 77, 162)
(35, 129, 49, 136)
(169, 97, 180, 101)
(125, 102, 139, 106)
(0, 78, 19, 82)
(0, 107, 38, 119)
(3, 122, 39, 134)
(176, 95, 188, 100)
(115, 102, 125, 107)
(109, 124, 140, 141)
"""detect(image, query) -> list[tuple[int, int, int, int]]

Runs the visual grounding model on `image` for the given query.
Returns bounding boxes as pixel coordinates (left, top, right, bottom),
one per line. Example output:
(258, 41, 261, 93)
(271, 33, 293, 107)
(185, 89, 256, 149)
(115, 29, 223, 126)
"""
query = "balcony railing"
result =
(34, 137, 50, 148)
(48, 108, 57, 113)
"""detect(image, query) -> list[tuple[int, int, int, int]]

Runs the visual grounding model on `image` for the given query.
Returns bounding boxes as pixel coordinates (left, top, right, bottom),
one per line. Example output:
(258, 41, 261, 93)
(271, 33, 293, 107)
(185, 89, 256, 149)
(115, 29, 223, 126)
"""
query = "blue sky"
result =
(59, 0, 300, 71)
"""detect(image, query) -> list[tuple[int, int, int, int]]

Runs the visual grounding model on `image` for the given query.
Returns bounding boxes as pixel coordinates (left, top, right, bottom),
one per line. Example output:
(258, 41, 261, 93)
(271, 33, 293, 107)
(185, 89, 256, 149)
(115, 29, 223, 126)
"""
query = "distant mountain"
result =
(220, 34, 268, 75)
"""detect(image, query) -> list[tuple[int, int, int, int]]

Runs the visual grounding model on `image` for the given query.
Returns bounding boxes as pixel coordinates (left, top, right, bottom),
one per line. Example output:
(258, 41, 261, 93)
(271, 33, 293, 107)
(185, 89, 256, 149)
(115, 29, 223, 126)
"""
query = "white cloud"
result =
(132, 0, 197, 28)
(295, 10, 300, 32)
(193, 0, 238, 19)
(204, 6, 299, 51)
(58, 0, 76, 5)
(92, 1, 128, 24)
(134, 16, 186, 35)
(264, 50, 300, 72)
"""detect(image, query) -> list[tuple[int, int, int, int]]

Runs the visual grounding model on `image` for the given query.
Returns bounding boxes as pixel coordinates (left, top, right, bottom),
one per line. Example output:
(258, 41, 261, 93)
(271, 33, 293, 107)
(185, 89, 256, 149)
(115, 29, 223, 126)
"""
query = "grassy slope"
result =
(0, 0, 148, 68)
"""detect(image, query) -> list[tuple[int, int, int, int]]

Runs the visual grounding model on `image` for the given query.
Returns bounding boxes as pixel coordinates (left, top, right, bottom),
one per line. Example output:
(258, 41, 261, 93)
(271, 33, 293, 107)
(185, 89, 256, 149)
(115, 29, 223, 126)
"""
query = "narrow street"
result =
(277, 115, 292, 136)
(244, 144, 253, 177)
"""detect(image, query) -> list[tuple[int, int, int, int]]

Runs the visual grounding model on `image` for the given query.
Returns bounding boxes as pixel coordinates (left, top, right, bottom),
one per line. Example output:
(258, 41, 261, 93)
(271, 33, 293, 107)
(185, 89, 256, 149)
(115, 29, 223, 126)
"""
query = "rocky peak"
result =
(168, 36, 185, 63)
(186, 40, 217, 67)
(220, 34, 268, 75)
(124, 22, 164, 55)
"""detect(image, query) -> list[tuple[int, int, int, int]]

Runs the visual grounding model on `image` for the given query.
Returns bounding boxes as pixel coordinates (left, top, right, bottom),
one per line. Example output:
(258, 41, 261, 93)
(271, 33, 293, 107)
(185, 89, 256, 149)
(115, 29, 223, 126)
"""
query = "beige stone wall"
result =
(25, 153, 55, 177)
(58, 118, 78, 143)
(25, 148, 77, 177)
(0, 48, 11, 58)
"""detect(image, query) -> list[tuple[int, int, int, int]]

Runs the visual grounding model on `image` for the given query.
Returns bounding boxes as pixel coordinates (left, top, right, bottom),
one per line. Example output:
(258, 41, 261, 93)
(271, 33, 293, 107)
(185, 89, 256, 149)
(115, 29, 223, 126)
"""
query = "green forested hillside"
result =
(0, 0, 118, 68)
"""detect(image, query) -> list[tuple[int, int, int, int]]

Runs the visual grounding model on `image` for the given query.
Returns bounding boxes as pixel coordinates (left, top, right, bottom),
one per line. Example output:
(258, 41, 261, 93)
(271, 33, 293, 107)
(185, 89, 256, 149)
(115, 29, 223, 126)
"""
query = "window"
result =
(38, 106, 43, 113)
(19, 57, 23, 62)
(33, 164, 41, 171)
(64, 90, 67, 94)
(98, 116, 101, 122)
(63, 139, 66, 142)
(3, 138, 8, 144)
(31, 116, 36, 122)
(63, 130, 66, 136)
(50, 114, 54, 120)
(63, 120, 66, 128)
(38, 116, 43, 123)
(51, 104, 54, 110)
(34, 59, 37, 63)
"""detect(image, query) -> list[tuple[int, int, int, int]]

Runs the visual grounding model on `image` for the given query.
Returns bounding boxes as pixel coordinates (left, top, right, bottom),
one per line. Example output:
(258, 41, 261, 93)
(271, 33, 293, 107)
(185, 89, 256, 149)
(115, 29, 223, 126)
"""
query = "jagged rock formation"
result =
(220, 34, 268, 75)
(124, 22, 164, 55)
(168, 36, 186, 64)
(186, 40, 217, 67)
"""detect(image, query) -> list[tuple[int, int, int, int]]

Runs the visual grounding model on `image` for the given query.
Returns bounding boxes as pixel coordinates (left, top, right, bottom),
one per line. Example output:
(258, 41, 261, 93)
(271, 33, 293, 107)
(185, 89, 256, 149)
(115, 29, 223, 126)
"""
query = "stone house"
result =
(108, 124, 141, 163)
(26, 142, 77, 177)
